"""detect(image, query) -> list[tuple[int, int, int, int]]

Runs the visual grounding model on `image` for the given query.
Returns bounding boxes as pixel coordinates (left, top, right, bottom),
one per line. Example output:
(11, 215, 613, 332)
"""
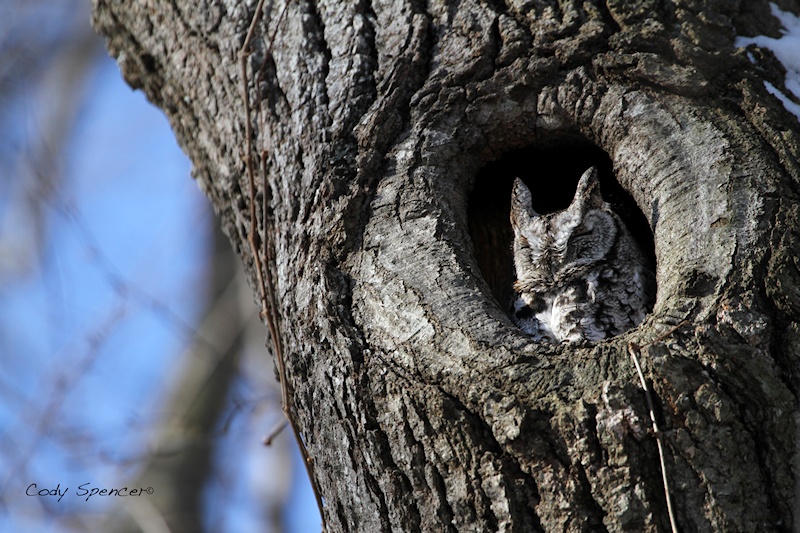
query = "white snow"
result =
(764, 80, 800, 121)
(735, 3, 800, 122)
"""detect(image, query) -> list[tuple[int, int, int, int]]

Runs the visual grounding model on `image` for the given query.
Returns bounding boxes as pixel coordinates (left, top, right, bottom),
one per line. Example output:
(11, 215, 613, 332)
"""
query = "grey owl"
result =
(510, 167, 655, 343)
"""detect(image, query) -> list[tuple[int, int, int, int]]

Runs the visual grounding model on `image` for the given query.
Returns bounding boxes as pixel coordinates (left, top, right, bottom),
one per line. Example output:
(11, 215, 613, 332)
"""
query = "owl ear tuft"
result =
(510, 178, 539, 228)
(570, 167, 605, 211)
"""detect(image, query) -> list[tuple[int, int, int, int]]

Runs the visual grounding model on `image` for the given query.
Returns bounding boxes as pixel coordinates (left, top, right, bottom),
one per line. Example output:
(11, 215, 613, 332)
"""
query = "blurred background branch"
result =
(0, 1, 314, 531)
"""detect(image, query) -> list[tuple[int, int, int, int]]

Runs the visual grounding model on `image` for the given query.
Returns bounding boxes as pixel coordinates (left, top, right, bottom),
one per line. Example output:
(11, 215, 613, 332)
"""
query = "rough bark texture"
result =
(92, 0, 800, 531)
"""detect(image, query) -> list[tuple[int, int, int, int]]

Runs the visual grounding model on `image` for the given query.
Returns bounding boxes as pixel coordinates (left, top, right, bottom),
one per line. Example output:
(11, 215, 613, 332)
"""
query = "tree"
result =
(92, 0, 800, 530)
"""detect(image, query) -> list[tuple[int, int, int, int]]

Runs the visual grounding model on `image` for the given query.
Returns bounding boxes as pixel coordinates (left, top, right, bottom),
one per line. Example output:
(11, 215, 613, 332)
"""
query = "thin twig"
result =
(239, 0, 268, 312)
(628, 342, 679, 533)
(262, 419, 289, 446)
(239, 2, 327, 529)
(650, 320, 689, 345)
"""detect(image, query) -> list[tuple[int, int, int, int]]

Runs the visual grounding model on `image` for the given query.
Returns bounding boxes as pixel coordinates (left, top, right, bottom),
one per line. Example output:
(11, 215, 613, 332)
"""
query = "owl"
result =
(510, 167, 655, 343)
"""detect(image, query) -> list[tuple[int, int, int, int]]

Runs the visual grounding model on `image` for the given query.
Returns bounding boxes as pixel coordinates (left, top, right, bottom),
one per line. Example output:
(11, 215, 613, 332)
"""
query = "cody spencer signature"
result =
(26, 483, 155, 502)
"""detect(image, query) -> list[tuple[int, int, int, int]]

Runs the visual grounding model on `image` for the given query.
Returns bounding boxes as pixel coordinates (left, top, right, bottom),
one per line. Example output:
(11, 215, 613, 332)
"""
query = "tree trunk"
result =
(92, 0, 800, 531)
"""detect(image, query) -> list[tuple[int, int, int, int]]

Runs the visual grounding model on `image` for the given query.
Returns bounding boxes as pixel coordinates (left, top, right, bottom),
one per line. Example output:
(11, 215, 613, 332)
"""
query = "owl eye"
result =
(566, 230, 596, 260)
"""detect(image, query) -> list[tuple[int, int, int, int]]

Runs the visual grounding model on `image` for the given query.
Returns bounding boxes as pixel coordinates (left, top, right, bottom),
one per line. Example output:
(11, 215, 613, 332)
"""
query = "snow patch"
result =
(735, 3, 800, 121)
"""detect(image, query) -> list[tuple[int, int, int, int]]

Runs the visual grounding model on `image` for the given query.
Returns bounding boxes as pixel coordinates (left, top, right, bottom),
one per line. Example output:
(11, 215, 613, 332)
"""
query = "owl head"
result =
(510, 167, 619, 290)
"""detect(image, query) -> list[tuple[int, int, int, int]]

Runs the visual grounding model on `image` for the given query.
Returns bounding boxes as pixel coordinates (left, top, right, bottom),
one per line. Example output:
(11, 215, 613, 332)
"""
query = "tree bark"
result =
(92, 0, 800, 531)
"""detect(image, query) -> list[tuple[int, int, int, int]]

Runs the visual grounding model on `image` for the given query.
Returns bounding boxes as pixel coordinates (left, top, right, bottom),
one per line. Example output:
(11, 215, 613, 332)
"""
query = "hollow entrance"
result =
(468, 144, 656, 313)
